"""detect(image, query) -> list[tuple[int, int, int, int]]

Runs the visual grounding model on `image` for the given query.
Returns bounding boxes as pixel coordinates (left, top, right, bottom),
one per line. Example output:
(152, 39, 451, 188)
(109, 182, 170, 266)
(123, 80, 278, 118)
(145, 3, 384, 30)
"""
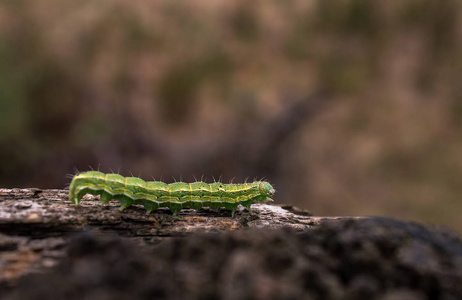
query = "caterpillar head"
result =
(258, 182, 275, 200)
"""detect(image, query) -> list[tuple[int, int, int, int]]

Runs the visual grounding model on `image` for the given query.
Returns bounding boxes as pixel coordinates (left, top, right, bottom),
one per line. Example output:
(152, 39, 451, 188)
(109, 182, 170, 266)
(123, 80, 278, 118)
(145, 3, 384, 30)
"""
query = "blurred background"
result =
(1, 0, 462, 232)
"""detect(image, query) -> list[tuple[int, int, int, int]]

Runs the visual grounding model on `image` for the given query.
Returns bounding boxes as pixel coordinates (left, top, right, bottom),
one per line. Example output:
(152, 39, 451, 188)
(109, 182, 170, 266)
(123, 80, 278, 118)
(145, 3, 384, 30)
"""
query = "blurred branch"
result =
(253, 90, 333, 175)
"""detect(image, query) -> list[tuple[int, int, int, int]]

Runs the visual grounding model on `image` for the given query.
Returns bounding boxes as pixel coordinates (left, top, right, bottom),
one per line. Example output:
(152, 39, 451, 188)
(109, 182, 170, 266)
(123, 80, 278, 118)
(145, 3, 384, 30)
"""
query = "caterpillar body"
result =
(69, 171, 275, 216)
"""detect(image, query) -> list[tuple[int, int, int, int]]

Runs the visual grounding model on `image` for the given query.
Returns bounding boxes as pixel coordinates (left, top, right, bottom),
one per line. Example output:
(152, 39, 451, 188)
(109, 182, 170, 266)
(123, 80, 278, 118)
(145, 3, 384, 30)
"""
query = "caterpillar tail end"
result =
(68, 176, 80, 206)
(69, 195, 80, 206)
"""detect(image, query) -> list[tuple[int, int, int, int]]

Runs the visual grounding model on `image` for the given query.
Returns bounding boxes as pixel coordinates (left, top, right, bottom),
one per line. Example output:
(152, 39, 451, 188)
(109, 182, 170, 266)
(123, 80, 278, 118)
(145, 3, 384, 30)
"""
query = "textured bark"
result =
(0, 188, 358, 285)
(0, 188, 360, 235)
(2, 188, 462, 299)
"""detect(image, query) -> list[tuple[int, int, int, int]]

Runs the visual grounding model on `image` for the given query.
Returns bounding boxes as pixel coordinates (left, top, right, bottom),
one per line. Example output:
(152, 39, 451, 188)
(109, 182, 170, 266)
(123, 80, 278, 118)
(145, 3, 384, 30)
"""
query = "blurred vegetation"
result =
(1, 0, 462, 232)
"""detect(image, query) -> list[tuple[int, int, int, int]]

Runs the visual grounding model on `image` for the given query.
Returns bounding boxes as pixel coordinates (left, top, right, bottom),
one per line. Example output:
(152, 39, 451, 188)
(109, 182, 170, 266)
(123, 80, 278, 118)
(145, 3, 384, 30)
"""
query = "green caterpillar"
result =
(69, 171, 275, 216)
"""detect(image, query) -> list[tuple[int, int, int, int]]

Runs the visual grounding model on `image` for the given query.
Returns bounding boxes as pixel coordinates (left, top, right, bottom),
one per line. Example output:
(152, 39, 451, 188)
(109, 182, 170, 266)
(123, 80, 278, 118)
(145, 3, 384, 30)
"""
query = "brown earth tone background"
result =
(1, 0, 462, 232)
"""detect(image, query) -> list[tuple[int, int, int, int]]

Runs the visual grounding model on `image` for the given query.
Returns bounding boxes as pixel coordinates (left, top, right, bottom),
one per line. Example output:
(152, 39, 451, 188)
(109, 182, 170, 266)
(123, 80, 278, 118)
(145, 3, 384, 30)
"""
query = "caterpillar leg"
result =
(119, 197, 133, 211)
(143, 202, 159, 215)
(100, 192, 113, 205)
(227, 203, 239, 217)
(169, 203, 182, 216)
(240, 199, 253, 212)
